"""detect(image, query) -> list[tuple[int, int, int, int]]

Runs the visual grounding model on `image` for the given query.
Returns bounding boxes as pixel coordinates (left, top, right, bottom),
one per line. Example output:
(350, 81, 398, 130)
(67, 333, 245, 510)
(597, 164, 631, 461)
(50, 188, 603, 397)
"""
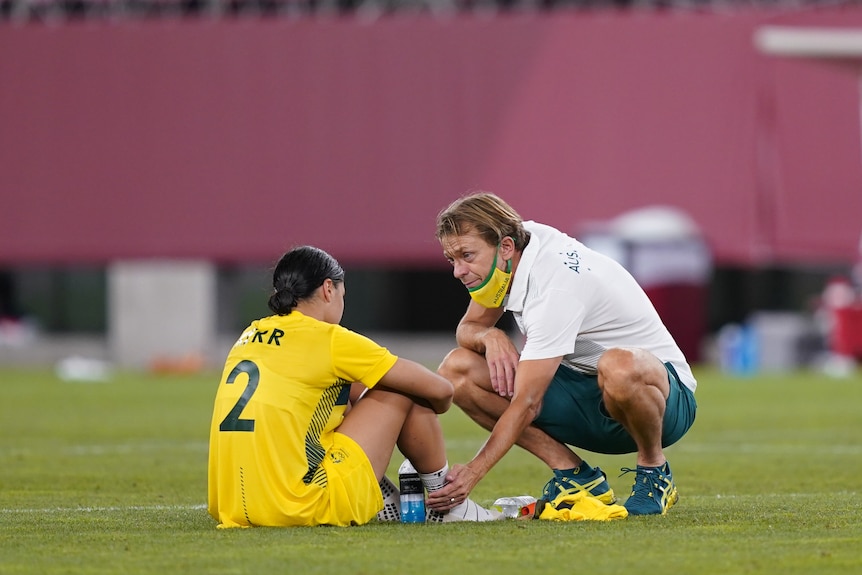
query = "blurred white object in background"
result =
(579, 205, 712, 363)
(604, 205, 712, 289)
(55, 356, 112, 383)
(0, 317, 38, 348)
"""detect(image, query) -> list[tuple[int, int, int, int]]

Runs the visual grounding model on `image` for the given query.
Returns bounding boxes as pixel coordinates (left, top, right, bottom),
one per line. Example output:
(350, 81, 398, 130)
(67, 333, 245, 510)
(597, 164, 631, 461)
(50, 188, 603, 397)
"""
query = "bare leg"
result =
(395, 401, 448, 474)
(336, 384, 414, 479)
(338, 384, 449, 478)
(438, 347, 583, 470)
(597, 348, 669, 467)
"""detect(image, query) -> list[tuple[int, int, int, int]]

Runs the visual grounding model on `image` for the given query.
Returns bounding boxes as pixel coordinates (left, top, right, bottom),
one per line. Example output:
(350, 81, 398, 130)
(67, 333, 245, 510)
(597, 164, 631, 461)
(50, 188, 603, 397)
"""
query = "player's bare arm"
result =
(454, 299, 505, 352)
(377, 358, 454, 414)
(426, 356, 562, 507)
(455, 301, 520, 395)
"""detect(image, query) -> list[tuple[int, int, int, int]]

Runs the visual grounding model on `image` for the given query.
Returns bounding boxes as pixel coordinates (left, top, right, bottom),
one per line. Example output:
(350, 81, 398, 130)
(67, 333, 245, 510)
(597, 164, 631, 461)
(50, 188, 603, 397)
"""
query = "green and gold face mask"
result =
(468, 248, 512, 308)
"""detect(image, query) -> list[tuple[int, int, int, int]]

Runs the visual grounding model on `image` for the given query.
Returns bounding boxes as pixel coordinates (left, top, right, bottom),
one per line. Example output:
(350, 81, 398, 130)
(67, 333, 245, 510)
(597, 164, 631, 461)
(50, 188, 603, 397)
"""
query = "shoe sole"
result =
(660, 484, 679, 515)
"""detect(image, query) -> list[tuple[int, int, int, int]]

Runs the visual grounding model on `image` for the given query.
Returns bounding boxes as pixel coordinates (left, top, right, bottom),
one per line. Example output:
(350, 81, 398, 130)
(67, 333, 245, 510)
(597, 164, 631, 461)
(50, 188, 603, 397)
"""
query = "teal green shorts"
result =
(532, 362, 697, 455)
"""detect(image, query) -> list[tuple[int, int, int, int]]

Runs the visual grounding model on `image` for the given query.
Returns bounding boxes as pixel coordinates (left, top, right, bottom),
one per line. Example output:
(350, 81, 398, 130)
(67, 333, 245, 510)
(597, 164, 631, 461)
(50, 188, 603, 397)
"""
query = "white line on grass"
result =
(674, 443, 862, 455)
(5, 441, 859, 459)
(0, 441, 209, 458)
(686, 492, 857, 500)
(444, 440, 862, 456)
(64, 441, 209, 456)
(2, 493, 857, 515)
(0, 503, 207, 514)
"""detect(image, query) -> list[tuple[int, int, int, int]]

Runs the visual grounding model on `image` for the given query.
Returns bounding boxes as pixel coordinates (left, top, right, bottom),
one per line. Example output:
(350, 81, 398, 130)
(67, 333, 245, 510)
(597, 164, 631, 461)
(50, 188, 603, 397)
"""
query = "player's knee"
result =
(598, 347, 636, 379)
(438, 347, 476, 380)
(599, 348, 666, 403)
(597, 348, 643, 398)
(438, 348, 483, 402)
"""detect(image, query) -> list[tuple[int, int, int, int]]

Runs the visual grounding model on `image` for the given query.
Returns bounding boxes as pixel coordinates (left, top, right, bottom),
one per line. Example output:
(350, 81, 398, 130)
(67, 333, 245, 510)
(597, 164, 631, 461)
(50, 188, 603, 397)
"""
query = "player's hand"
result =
(425, 464, 481, 511)
(483, 330, 519, 397)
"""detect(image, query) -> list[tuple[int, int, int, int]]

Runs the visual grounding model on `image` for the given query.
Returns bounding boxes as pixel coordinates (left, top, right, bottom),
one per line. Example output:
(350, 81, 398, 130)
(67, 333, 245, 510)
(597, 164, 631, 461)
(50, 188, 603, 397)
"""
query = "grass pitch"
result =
(1, 363, 860, 574)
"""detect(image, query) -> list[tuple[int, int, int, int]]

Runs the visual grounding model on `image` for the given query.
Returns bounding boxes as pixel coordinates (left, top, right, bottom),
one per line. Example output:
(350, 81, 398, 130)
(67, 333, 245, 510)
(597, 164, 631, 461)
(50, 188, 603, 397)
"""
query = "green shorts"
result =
(532, 362, 697, 455)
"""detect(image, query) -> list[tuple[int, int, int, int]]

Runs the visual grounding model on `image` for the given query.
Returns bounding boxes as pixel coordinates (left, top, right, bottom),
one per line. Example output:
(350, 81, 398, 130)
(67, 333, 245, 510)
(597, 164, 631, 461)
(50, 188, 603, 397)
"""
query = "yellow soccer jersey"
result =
(207, 311, 398, 527)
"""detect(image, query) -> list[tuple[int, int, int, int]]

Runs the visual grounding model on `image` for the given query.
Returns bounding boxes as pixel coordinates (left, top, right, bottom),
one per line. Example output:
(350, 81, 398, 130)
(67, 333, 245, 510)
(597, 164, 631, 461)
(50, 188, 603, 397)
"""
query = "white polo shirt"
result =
(505, 221, 697, 392)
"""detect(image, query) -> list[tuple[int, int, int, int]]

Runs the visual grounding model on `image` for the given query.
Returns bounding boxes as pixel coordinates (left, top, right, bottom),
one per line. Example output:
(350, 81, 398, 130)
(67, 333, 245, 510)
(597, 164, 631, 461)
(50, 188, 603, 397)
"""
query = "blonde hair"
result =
(435, 191, 529, 250)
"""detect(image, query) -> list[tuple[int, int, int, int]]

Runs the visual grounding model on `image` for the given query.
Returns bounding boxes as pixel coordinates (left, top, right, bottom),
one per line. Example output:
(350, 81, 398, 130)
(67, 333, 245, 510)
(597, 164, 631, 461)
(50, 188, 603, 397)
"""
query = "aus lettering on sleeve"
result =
(563, 250, 581, 273)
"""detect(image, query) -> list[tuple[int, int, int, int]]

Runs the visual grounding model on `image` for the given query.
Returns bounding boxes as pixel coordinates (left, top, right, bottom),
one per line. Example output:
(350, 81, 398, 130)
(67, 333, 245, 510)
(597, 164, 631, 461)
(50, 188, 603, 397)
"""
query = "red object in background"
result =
(821, 276, 862, 360)
(833, 304, 862, 360)
(644, 284, 707, 364)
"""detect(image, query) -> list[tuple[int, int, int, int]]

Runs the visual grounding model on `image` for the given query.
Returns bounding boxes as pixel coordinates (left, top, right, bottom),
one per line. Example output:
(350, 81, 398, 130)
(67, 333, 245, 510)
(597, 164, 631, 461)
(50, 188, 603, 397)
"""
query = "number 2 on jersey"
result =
(219, 359, 259, 432)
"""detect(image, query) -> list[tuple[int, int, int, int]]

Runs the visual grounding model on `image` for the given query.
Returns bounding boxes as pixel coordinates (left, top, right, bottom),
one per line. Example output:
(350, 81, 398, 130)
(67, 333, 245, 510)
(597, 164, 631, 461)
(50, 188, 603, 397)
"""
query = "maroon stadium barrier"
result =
(2, 8, 861, 266)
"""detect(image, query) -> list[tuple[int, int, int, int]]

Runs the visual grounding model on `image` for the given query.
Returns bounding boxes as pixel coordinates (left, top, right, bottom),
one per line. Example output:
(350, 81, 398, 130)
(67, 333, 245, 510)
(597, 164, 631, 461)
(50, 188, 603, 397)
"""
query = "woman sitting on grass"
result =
(207, 245, 501, 527)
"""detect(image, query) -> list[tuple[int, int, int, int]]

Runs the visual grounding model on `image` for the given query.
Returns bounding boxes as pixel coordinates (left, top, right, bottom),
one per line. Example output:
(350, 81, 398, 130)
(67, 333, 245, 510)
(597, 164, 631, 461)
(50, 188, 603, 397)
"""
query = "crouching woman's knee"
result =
(597, 348, 643, 389)
(437, 347, 485, 404)
(598, 347, 666, 397)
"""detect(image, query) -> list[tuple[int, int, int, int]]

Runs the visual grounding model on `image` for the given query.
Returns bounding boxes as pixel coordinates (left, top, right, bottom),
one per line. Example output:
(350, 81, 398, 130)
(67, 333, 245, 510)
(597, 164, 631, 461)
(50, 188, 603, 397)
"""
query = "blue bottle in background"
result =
(737, 323, 759, 375)
(718, 322, 759, 376)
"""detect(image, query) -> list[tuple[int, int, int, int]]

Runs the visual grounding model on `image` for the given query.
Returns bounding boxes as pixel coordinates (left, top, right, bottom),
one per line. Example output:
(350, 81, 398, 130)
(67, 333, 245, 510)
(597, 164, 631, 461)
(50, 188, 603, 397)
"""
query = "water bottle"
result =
(717, 323, 758, 377)
(493, 495, 537, 519)
(398, 459, 426, 524)
(738, 323, 759, 375)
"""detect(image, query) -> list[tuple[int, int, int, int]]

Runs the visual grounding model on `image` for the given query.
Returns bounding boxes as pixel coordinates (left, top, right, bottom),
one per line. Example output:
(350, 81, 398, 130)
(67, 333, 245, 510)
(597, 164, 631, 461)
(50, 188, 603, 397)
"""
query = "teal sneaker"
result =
(540, 463, 617, 505)
(621, 462, 679, 516)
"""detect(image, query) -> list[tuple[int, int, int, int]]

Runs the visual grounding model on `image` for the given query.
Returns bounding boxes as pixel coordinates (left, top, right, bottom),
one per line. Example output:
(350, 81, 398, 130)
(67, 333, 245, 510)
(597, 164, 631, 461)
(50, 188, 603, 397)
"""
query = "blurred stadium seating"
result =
(3, 0, 861, 23)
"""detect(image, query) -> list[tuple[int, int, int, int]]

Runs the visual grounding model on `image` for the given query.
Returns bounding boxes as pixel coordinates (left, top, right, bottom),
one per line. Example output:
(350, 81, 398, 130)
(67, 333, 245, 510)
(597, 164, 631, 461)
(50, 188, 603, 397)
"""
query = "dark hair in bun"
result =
(268, 246, 345, 315)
